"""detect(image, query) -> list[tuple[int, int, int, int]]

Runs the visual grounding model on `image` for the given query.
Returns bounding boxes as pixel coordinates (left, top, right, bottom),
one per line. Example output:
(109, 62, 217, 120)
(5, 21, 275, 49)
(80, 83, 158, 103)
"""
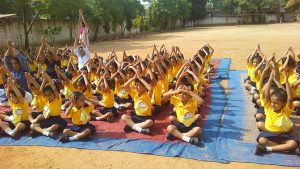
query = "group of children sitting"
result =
(244, 45, 300, 155)
(0, 37, 214, 146)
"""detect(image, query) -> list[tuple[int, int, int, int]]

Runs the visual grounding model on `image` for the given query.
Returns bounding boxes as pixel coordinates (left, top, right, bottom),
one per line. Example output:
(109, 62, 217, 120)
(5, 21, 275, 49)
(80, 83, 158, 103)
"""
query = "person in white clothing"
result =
(74, 38, 90, 70)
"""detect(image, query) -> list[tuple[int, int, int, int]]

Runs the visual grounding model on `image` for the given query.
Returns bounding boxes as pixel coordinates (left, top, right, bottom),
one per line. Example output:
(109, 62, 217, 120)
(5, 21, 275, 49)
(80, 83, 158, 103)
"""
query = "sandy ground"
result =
(1, 23, 300, 169)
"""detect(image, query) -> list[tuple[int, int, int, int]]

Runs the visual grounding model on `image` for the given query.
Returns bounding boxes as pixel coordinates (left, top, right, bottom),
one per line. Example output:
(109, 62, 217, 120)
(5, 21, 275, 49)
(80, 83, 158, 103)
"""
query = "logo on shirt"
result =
(43, 105, 50, 118)
(16, 109, 23, 115)
(183, 111, 193, 119)
(120, 88, 126, 94)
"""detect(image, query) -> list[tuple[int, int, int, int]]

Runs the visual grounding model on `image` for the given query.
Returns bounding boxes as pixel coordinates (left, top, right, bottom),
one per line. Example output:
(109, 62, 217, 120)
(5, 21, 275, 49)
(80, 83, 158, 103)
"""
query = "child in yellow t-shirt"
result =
(0, 78, 32, 139)
(121, 70, 153, 135)
(244, 46, 264, 94)
(86, 77, 118, 122)
(255, 70, 298, 155)
(112, 70, 133, 111)
(60, 91, 95, 143)
(30, 72, 67, 138)
(25, 73, 47, 114)
(288, 65, 300, 115)
(163, 84, 204, 146)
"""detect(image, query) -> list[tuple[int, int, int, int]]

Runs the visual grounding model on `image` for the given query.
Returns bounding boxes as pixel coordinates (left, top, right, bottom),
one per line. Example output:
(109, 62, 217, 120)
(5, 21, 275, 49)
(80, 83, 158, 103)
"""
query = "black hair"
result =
(135, 76, 151, 90)
(160, 64, 167, 74)
(128, 55, 134, 62)
(109, 62, 118, 70)
(271, 88, 287, 104)
(203, 46, 210, 55)
(198, 49, 206, 57)
(152, 72, 159, 82)
(65, 71, 73, 80)
(164, 59, 171, 68)
(77, 76, 86, 86)
(122, 62, 130, 69)
(281, 56, 296, 67)
(10, 57, 21, 64)
(252, 54, 262, 63)
(296, 64, 300, 73)
(53, 79, 63, 91)
(43, 85, 54, 94)
(183, 82, 194, 92)
(106, 78, 115, 90)
(71, 91, 84, 101)
(195, 57, 202, 65)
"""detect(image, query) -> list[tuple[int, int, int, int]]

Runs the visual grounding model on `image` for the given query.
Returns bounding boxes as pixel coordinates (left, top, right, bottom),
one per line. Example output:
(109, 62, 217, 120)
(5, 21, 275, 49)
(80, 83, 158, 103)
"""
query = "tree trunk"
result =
(23, 3, 29, 49)
(93, 24, 100, 41)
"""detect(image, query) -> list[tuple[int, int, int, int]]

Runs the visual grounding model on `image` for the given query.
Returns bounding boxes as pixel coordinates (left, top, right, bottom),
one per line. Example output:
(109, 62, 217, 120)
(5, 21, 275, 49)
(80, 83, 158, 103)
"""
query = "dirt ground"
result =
(1, 23, 300, 169)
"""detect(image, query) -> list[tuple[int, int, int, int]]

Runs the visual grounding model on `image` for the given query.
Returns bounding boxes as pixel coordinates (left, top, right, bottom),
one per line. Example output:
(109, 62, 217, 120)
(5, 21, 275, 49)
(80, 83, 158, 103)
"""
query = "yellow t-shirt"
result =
(247, 64, 253, 77)
(84, 88, 93, 99)
(279, 66, 294, 84)
(194, 82, 203, 94)
(167, 68, 174, 83)
(253, 73, 261, 91)
(9, 100, 29, 125)
(60, 59, 68, 68)
(259, 92, 265, 107)
(29, 62, 37, 72)
(115, 82, 130, 99)
(131, 90, 152, 116)
(64, 83, 77, 99)
(170, 95, 197, 127)
(90, 72, 98, 84)
(172, 65, 181, 76)
(31, 93, 47, 112)
(151, 84, 162, 106)
(288, 74, 300, 98)
(264, 102, 293, 133)
(69, 104, 94, 125)
(98, 89, 115, 108)
(43, 96, 62, 118)
(158, 79, 169, 93)
(247, 66, 255, 82)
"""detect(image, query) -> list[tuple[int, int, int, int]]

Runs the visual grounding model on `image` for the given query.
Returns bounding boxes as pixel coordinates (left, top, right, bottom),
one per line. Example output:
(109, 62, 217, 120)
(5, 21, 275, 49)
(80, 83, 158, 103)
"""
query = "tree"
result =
(286, 0, 300, 21)
(149, 0, 191, 29)
(188, 0, 208, 20)
(0, 0, 16, 14)
(44, 25, 62, 44)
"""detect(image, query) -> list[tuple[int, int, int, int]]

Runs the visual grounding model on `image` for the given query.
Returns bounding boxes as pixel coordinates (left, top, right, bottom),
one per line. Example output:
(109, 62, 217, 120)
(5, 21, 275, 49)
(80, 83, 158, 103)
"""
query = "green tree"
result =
(188, 0, 208, 20)
(149, 0, 191, 30)
(286, 0, 300, 21)
(44, 25, 62, 44)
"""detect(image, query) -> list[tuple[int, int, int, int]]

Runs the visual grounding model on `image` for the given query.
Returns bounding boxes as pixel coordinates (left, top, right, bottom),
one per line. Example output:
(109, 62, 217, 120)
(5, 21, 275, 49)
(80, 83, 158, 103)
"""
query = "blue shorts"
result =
(174, 121, 198, 133)
(152, 104, 162, 116)
(131, 111, 153, 123)
(67, 123, 96, 134)
(257, 131, 298, 144)
(99, 107, 118, 118)
(31, 111, 42, 118)
(62, 98, 69, 104)
(8, 120, 31, 131)
(40, 116, 67, 130)
(115, 95, 133, 104)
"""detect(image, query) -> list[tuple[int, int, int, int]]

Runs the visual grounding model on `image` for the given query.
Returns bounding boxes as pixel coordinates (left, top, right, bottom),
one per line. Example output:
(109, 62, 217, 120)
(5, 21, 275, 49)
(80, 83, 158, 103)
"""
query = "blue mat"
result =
(0, 59, 230, 163)
(212, 58, 231, 82)
(217, 70, 300, 167)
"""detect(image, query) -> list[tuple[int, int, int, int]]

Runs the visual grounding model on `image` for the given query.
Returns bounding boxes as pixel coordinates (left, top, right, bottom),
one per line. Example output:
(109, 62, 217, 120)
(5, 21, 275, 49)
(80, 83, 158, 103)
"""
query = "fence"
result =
(0, 13, 296, 49)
